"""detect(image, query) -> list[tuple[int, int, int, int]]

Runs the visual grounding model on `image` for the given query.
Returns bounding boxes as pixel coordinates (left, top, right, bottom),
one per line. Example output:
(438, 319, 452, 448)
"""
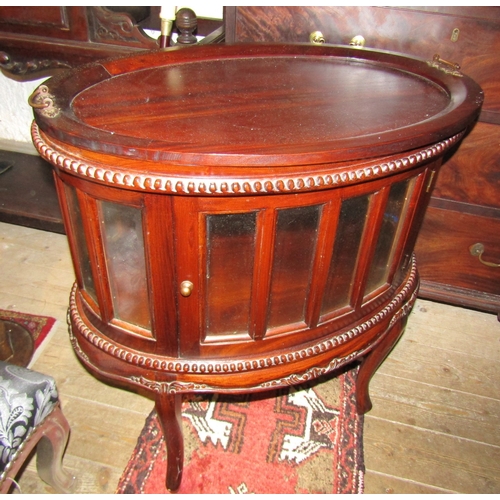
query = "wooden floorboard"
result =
(368, 374, 500, 446)
(0, 221, 499, 494)
(364, 416, 500, 494)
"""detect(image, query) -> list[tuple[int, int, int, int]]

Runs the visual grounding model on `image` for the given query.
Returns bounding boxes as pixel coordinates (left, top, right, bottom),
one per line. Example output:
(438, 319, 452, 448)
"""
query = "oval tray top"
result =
(32, 43, 482, 168)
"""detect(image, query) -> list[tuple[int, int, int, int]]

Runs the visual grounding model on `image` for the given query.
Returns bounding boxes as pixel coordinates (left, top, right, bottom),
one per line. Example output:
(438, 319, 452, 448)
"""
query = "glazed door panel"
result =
(172, 170, 424, 359)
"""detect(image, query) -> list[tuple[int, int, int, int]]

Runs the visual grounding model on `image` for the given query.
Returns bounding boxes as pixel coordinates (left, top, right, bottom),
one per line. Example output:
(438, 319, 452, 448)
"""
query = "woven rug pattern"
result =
(117, 366, 364, 494)
(0, 310, 57, 367)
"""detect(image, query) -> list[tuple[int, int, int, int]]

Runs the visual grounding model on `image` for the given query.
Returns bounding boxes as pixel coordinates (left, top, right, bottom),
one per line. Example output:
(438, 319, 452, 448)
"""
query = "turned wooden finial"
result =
(175, 8, 198, 45)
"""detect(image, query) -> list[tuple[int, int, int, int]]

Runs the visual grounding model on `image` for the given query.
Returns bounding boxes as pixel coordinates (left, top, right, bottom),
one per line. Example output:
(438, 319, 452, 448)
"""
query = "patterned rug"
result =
(117, 366, 364, 494)
(0, 310, 57, 368)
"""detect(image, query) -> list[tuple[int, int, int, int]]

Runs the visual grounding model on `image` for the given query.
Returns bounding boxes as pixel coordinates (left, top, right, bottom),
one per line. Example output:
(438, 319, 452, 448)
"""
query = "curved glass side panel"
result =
(365, 178, 415, 294)
(321, 194, 371, 316)
(100, 201, 151, 331)
(64, 185, 97, 304)
(267, 205, 321, 330)
(205, 212, 257, 337)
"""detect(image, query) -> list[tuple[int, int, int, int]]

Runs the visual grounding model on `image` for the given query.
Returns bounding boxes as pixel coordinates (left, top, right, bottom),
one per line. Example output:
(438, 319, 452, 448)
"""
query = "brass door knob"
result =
(180, 280, 194, 296)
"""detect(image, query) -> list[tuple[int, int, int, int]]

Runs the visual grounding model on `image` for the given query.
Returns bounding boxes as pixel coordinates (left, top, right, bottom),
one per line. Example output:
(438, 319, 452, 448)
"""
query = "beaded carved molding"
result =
(67, 257, 418, 382)
(69, 286, 417, 395)
(129, 349, 365, 395)
(32, 122, 465, 196)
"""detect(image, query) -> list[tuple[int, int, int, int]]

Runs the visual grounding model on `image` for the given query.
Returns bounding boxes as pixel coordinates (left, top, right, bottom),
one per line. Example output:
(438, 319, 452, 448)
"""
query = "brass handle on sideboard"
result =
(349, 35, 365, 47)
(309, 32, 366, 47)
(469, 243, 500, 268)
(309, 31, 325, 45)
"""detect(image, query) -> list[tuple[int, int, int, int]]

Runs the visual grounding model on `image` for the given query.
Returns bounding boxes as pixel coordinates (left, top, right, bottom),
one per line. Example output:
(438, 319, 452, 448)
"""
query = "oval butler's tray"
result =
(30, 43, 482, 491)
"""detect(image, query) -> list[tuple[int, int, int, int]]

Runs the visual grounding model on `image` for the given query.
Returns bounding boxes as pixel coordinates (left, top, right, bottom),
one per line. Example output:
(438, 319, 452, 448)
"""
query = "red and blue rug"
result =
(0, 309, 57, 367)
(117, 366, 364, 494)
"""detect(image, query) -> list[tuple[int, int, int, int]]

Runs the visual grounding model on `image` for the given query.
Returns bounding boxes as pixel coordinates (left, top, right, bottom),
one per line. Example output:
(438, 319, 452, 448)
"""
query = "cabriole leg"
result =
(356, 317, 406, 415)
(36, 404, 76, 493)
(155, 392, 184, 492)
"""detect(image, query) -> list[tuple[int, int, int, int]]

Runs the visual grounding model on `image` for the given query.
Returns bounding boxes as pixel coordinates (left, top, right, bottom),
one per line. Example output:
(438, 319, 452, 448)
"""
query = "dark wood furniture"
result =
(0, 6, 222, 232)
(30, 43, 481, 491)
(4, 6, 496, 315)
(224, 6, 500, 316)
(0, 150, 64, 233)
(0, 6, 157, 78)
(0, 6, 222, 78)
(0, 7, 158, 233)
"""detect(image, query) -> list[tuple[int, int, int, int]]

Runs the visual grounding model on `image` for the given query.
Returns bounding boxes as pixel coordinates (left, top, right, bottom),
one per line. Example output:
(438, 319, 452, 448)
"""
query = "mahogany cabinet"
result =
(2, 7, 498, 315)
(30, 43, 482, 490)
(0, 6, 222, 79)
(0, 6, 158, 78)
(0, 7, 221, 232)
(224, 6, 500, 315)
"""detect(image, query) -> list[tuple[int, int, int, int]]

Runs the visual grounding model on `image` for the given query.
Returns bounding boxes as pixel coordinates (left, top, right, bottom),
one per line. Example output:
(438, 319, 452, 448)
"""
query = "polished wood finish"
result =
(414, 206, 500, 310)
(0, 7, 158, 79)
(0, 7, 224, 80)
(225, 6, 500, 314)
(156, 393, 183, 492)
(3, 6, 497, 311)
(30, 44, 482, 490)
(3, 222, 498, 494)
(0, 6, 222, 235)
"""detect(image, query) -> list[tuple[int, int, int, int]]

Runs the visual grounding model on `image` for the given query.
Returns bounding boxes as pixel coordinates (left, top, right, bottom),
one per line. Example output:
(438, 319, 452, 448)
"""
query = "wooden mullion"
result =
(251, 208, 277, 340)
(143, 195, 179, 356)
(402, 161, 445, 270)
(305, 199, 342, 329)
(173, 197, 201, 357)
(351, 188, 390, 309)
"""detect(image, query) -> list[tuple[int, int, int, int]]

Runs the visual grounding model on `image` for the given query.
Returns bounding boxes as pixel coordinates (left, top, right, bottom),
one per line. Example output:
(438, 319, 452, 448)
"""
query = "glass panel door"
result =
(100, 201, 151, 331)
(205, 212, 257, 337)
(364, 178, 415, 294)
(320, 194, 371, 317)
(64, 184, 97, 305)
(267, 205, 321, 331)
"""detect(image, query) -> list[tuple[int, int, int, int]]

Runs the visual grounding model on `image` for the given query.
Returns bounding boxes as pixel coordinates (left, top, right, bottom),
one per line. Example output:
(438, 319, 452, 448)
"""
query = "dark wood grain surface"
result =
(31, 42, 484, 491)
(225, 6, 499, 315)
(35, 43, 481, 169)
(434, 122, 500, 209)
(416, 206, 500, 298)
(228, 6, 500, 115)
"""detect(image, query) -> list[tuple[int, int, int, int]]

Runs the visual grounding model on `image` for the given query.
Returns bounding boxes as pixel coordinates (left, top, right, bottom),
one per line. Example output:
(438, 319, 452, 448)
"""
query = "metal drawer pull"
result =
(349, 35, 366, 47)
(309, 32, 365, 48)
(309, 31, 325, 45)
(469, 243, 500, 268)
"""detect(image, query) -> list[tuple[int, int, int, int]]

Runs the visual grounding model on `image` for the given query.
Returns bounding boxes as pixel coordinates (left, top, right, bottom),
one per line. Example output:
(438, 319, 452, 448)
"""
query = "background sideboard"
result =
(224, 6, 500, 315)
(0, 6, 498, 315)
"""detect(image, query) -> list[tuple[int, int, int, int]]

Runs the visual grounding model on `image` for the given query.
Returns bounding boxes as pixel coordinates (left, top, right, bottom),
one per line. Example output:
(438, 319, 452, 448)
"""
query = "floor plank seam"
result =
(375, 372, 500, 402)
(365, 414, 500, 448)
(364, 469, 459, 493)
(62, 392, 153, 415)
(391, 341, 499, 362)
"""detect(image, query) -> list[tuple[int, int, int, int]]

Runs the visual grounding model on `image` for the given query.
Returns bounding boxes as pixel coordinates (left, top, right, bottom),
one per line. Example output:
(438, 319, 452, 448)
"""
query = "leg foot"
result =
(155, 392, 184, 492)
(356, 317, 405, 414)
(36, 404, 76, 493)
